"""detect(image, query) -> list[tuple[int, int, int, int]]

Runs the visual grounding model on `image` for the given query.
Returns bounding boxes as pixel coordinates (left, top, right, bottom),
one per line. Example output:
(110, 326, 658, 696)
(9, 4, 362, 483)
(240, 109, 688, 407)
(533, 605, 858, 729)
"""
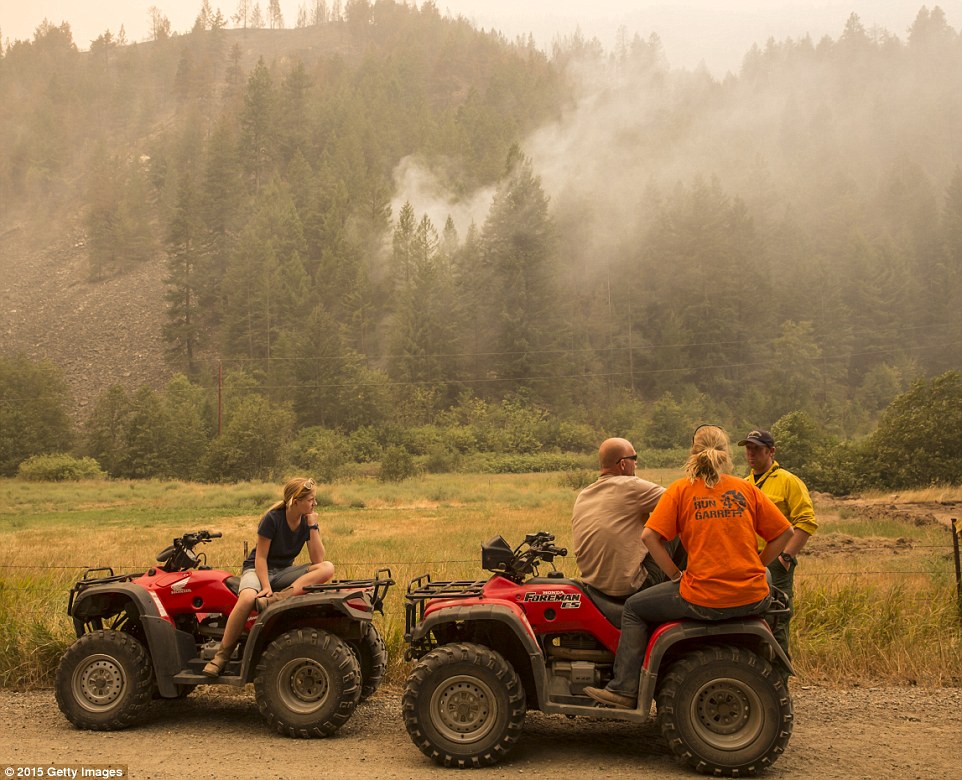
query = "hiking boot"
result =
(585, 686, 635, 709)
(254, 587, 295, 613)
(202, 643, 235, 677)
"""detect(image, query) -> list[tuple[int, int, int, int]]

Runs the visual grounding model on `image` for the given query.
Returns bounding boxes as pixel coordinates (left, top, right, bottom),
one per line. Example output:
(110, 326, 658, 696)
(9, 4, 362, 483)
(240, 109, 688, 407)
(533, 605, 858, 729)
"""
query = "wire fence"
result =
(0, 522, 959, 592)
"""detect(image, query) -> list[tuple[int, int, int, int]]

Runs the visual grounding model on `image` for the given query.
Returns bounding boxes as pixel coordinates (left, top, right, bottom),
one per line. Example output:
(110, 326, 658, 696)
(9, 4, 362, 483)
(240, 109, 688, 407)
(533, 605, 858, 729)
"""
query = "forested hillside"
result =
(1, 2, 961, 483)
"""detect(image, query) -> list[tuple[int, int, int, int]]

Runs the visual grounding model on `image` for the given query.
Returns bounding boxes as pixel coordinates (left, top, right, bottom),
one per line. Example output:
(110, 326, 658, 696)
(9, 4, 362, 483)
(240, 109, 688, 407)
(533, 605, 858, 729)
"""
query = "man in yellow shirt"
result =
(739, 429, 818, 659)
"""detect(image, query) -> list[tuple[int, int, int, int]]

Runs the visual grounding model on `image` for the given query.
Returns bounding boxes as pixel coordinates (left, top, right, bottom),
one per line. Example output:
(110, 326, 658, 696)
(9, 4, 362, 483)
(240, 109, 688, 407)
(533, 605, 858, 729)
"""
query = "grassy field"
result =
(0, 472, 959, 688)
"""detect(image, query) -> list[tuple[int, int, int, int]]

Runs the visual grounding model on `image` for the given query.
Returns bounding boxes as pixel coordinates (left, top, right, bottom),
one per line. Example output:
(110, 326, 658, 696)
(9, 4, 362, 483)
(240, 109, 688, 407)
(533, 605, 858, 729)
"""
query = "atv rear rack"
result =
(404, 574, 487, 637)
(304, 568, 395, 613)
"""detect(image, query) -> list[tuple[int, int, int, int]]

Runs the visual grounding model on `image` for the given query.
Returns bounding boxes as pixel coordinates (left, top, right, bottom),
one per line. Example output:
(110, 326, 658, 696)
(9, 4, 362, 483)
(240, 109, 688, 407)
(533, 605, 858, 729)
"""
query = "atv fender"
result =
(411, 602, 548, 705)
(237, 590, 374, 682)
(70, 584, 196, 699)
(637, 618, 793, 713)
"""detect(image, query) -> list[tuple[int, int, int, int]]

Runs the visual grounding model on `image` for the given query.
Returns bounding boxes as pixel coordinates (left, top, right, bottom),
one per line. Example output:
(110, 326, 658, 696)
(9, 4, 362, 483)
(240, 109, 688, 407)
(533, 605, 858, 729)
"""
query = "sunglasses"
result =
(620, 454, 638, 461)
(295, 478, 316, 499)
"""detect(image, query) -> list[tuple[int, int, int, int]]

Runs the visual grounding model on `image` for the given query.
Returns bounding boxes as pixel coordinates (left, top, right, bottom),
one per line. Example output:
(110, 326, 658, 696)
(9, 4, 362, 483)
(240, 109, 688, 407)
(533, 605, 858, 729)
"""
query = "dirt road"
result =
(2, 684, 960, 779)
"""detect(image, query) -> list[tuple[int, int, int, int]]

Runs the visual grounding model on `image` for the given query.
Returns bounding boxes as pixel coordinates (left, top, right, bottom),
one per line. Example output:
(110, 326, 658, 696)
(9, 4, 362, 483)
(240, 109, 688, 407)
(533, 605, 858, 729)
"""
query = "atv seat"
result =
(224, 576, 240, 595)
(580, 582, 627, 627)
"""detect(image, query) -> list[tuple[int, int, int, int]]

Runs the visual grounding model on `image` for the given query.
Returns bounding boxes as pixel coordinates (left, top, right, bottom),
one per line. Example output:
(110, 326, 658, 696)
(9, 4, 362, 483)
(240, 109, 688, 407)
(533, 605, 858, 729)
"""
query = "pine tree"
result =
(269, 0, 285, 29)
(164, 171, 206, 376)
(239, 57, 275, 192)
(479, 149, 561, 400)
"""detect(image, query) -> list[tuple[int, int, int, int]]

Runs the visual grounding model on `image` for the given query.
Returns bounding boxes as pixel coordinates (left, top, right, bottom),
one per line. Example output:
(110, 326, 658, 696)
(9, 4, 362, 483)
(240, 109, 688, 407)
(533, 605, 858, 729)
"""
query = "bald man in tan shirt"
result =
(572, 438, 669, 598)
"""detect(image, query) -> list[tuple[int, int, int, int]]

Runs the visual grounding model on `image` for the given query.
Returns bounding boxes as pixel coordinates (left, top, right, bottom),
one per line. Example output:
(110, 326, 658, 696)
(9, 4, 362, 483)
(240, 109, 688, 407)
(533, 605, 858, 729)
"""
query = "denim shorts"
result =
(238, 567, 288, 593)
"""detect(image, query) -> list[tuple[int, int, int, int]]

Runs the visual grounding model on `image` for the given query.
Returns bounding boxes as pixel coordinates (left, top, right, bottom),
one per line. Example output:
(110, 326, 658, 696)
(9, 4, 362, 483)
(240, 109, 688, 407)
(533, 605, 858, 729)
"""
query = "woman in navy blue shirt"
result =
(204, 477, 334, 676)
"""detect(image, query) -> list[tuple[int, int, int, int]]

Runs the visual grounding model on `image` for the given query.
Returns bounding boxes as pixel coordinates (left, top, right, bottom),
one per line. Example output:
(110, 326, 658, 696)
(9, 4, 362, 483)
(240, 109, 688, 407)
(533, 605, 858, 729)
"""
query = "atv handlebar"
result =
(156, 529, 222, 571)
(482, 531, 568, 583)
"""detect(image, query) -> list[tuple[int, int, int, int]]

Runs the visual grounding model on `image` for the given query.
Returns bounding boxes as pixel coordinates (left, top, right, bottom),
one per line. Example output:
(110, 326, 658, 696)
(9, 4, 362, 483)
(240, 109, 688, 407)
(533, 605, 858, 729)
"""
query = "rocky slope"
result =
(0, 211, 171, 422)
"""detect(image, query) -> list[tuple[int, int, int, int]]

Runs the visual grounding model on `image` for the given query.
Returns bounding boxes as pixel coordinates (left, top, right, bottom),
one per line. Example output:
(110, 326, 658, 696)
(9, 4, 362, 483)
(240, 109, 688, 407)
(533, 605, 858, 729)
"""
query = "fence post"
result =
(952, 518, 961, 622)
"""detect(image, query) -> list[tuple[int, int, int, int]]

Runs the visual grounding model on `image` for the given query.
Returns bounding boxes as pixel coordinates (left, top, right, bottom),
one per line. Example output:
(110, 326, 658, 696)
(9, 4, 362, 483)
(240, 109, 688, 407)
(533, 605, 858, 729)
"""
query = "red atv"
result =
(402, 531, 792, 775)
(56, 529, 393, 737)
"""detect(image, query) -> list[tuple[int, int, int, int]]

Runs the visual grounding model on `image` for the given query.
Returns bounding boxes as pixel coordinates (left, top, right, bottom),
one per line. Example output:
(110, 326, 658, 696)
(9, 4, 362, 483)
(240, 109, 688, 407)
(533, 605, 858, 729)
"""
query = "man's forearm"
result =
(783, 528, 811, 557)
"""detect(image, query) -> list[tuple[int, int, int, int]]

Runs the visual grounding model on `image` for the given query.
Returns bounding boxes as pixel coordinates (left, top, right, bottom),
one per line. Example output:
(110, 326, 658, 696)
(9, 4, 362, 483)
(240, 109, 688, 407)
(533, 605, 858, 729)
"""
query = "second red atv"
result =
(56, 529, 393, 737)
(402, 531, 793, 775)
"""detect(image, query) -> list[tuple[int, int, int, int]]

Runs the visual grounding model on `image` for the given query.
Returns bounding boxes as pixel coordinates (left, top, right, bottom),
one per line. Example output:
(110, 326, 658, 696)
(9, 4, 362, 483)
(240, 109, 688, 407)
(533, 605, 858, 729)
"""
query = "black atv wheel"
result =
(254, 628, 361, 738)
(347, 622, 388, 701)
(55, 631, 154, 730)
(403, 642, 526, 768)
(656, 644, 793, 776)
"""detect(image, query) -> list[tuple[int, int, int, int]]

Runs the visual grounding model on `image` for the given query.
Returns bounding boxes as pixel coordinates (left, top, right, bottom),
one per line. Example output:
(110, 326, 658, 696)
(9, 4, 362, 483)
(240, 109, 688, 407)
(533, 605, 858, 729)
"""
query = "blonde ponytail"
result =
(683, 425, 732, 489)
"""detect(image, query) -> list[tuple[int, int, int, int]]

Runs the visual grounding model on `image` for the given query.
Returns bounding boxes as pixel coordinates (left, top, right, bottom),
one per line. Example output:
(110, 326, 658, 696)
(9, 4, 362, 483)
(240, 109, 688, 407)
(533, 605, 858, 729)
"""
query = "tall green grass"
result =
(0, 474, 959, 688)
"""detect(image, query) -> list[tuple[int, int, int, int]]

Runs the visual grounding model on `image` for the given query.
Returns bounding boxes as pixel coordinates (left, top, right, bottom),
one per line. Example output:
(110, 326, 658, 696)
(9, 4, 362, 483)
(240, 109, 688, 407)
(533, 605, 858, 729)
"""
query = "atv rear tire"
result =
(55, 631, 154, 730)
(254, 628, 360, 738)
(403, 642, 526, 768)
(656, 644, 793, 776)
(347, 622, 388, 701)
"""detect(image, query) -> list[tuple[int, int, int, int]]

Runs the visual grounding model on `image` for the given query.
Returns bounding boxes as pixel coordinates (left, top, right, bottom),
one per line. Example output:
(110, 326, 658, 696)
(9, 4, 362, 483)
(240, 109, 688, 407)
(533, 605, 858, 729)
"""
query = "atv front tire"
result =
(254, 628, 360, 738)
(347, 622, 388, 701)
(656, 644, 793, 776)
(403, 642, 526, 768)
(55, 630, 154, 730)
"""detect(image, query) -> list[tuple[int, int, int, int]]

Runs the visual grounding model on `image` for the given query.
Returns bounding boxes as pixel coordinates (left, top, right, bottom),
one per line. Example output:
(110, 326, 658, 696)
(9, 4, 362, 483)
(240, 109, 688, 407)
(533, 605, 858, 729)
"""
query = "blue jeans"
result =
(606, 581, 772, 696)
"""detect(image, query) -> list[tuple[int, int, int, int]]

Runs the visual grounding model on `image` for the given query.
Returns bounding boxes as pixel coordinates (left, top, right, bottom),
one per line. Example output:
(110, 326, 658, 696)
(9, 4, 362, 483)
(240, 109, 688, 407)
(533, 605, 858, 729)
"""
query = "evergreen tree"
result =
(479, 149, 562, 401)
(269, 0, 285, 29)
(198, 117, 243, 326)
(164, 171, 206, 376)
(389, 213, 459, 398)
(120, 387, 170, 478)
(239, 57, 275, 191)
(233, 0, 251, 28)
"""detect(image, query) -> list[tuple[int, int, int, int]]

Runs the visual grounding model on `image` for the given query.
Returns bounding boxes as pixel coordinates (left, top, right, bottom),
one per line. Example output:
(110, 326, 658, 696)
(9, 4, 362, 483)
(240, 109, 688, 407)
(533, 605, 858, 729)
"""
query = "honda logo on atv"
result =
(170, 577, 192, 594)
(522, 590, 581, 608)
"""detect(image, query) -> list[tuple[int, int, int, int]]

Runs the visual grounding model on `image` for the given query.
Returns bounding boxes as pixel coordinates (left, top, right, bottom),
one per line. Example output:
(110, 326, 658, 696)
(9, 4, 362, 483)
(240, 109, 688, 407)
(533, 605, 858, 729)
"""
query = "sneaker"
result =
(584, 686, 635, 709)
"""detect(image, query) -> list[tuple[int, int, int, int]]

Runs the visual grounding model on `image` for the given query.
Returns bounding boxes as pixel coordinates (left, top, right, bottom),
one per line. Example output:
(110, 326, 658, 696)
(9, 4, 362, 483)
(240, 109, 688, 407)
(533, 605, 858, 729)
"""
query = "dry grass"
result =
(0, 472, 959, 689)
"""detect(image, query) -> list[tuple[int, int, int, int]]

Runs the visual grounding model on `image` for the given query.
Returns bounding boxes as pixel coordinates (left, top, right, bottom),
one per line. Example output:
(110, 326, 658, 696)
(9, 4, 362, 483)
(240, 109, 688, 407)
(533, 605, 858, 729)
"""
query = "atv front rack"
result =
(404, 574, 487, 638)
(304, 568, 395, 613)
(67, 568, 146, 615)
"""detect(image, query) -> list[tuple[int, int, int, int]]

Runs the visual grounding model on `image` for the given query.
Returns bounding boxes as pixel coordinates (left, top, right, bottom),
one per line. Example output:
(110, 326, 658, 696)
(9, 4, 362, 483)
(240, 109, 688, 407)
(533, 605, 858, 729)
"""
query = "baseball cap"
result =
(737, 429, 775, 447)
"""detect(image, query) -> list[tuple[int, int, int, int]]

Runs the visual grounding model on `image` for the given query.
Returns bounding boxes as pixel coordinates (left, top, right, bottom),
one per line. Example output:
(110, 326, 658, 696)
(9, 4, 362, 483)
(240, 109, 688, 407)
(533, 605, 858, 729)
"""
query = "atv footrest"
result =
(173, 669, 244, 686)
(176, 658, 244, 686)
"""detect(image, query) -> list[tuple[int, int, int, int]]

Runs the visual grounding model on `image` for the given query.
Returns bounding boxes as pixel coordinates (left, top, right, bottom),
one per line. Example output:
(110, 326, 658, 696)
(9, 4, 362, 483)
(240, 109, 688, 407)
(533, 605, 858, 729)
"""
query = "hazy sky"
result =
(3, 1, 960, 74)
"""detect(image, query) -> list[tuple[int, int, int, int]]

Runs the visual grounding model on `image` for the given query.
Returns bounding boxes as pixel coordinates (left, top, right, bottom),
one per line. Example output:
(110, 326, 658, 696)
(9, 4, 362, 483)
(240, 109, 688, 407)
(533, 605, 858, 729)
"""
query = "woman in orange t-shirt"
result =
(585, 425, 793, 709)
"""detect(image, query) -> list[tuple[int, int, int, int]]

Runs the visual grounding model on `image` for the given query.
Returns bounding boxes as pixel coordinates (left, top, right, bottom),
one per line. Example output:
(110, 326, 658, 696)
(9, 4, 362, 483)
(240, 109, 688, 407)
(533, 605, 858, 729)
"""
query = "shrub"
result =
(17, 453, 105, 481)
(557, 469, 596, 490)
(0, 355, 74, 476)
(378, 445, 418, 482)
(647, 392, 689, 449)
(203, 395, 295, 482)
(469, 452, 588, 474)
(346, 426, 380, 463)
(635, 447, 689, 469)
(290, 427, 351, 483)
(541, 420, 597, 452)
(396, 425, 443, 455)
(423, 443, 463, 474)
(863, 371, 962, 489)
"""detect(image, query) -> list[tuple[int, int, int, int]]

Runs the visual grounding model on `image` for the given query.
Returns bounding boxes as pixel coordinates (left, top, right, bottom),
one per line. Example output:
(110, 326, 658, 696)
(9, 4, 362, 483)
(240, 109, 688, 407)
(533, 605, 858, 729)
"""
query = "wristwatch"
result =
(308, 524, 319, 532)
(779, 552, 796, 565)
